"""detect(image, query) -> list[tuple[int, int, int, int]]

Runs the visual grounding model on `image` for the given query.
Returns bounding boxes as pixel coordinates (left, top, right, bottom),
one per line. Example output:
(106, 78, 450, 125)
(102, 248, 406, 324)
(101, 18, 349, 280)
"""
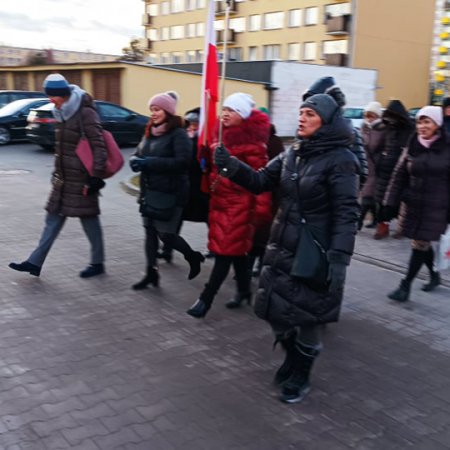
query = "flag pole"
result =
(217, 0, 232, 146)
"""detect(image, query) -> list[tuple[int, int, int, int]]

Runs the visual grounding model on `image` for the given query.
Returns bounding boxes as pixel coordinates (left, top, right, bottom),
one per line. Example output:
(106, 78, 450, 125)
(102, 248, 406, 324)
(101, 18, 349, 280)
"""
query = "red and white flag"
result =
(198, 0, 219, 160)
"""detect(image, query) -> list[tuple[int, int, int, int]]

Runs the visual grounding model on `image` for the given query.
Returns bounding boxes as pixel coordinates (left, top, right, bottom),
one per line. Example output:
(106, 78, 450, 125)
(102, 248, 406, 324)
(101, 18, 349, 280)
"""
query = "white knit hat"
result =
(364, 101, 382, 117)
(416, 106, 443, 127)
(223, 92, 255, 119)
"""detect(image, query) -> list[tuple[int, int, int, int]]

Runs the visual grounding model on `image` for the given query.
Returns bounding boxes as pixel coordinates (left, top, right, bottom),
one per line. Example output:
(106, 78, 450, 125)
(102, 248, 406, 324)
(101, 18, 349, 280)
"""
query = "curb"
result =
(120, 176, 139, 197)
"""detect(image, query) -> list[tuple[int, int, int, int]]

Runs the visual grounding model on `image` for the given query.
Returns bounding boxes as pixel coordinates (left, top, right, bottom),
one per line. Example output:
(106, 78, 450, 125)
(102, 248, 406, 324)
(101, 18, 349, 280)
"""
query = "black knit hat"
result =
(300, 94, 339, 124)
(442, 97, 450, 108)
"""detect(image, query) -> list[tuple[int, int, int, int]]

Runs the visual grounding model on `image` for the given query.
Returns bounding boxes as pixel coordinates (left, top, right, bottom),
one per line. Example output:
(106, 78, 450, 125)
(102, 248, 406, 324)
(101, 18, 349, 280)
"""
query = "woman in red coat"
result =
(187, 93, 271, 318)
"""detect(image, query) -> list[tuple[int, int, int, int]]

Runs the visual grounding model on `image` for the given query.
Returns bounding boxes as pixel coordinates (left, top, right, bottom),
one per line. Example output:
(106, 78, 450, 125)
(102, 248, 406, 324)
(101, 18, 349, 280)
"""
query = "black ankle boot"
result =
(186, 298, 211, 318)
(280, 342, 321, 404)
(185, 251, 205, 280)
(132, 267, 159, 290)
(387, 279, 410, 302)
(80, 263, 104, 278)
(156, 251, 172, 264)
(9, 261, 41, 277)
(225, 292, 252, 309)
(421, 272, 440, 292)
(274, 333, 296, 386)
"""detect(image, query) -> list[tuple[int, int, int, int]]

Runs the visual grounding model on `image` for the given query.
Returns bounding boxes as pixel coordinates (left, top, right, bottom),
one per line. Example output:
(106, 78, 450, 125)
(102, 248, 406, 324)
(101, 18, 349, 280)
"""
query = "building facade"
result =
(142, 0, 436, 107)
(0, 45, 119, 67)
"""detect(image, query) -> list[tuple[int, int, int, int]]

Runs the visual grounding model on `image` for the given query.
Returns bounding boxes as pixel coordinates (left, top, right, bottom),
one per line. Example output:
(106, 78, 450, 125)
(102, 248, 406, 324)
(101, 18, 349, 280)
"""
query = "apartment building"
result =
(142, 0, 436, 106)
(0, 45, 119, 67)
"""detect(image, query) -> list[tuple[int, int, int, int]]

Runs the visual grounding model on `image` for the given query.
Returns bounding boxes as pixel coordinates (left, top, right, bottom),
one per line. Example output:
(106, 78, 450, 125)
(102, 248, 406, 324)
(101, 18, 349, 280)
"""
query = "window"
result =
(171, 52, 183, 63)
(197, 0, 206, 8)
(288, 9, 302, 27)
(186, 0, 196, 11)
(160, 27, 170, 40)
(228, 47, 243, 61)
(146, 29, 158, 41)
(288, 43, 301, 60)
(264, 12, 284, 30)
(186, 50, 196, 62)
(249, 15, 261, 32)
(171, 0, 184, 13)
(214, 19, 225, 31)
(325, 2, 351, 18)
(305, 7, 318, 25)
(161, 2, 170, 15)
(196, 22, 205, 36)
(147, 4, 158, 15)
(186, 23, 196, 37)
(263, 44, 280, 60)
(323, 39, 348, 54)
(170, 25, 184, 39)
(196, 50, 203, 62)
(160, 53, 170, 64)
(248, 46, 258, 61)
(147, 53, 158, 64)
(303, 41, 317, 60)
(97, 104, 131, 119)
(230, 17, 246, 33)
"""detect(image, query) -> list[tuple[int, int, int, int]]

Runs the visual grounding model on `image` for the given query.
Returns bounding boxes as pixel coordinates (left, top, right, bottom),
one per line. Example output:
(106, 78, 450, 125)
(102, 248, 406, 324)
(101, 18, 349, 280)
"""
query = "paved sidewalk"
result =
(1, 145, 450, 449)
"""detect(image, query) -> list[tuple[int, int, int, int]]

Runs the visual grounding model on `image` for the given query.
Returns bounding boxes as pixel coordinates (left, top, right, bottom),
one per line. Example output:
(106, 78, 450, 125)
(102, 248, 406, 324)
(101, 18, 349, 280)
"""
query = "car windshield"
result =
(343, 108, 364, 119)
(0, 98, 47, 116)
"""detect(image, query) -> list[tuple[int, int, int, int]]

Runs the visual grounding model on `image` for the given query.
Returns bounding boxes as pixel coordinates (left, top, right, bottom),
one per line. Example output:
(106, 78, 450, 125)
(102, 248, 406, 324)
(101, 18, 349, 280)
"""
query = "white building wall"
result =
(270, 62, 378, 137)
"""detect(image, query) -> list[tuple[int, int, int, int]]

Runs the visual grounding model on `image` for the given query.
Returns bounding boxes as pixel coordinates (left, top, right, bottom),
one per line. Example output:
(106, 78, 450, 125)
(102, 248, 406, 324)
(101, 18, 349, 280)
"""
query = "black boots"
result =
(185, 251, 205, 280)
(156, 250, 173, 264)
(387, 279, 410, 302)
(9, 261, 41, 277)
(422, 272, 440, 292)
(186, 298, 211, 318)
(80, 263, 104, 278)
(274, 333, 296, 386)
(132, 267, 159, 290)
(225, 292, 252, 309)
(280, 342, 320, 404)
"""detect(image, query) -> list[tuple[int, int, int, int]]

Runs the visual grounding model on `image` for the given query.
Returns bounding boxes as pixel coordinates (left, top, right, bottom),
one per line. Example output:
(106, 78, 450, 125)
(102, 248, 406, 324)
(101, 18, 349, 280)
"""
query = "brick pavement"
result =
(0, 143, 450, 449)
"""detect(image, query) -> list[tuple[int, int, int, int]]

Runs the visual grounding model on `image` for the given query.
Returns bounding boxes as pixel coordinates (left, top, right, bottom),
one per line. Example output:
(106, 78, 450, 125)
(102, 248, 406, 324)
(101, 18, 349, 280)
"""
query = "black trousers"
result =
(200, 255, 250, 303)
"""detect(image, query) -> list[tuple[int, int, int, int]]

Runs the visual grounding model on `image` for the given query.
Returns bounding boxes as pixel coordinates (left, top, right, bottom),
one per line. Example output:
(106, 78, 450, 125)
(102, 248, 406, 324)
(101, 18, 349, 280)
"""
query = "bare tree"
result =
(119, 39, 145, 62)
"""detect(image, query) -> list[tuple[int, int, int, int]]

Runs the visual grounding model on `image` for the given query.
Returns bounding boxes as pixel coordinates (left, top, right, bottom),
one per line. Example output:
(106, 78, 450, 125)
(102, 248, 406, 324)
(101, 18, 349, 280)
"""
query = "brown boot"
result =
(374, 222, 389, 240)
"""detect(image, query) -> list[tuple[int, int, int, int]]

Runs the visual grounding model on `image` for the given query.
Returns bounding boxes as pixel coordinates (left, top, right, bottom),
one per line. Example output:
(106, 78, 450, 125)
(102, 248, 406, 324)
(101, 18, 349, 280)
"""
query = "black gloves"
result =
(214, 144, 231, 170)
(327, 263, 347, 293)
(129, 156, 150, 173)
(87, 177, 105, 195)
(380, 205, 398, 222)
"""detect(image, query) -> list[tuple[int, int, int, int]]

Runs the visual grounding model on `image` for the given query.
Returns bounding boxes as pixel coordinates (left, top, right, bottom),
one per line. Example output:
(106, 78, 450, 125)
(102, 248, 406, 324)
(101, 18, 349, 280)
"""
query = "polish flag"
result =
(198, 0, 219, 160)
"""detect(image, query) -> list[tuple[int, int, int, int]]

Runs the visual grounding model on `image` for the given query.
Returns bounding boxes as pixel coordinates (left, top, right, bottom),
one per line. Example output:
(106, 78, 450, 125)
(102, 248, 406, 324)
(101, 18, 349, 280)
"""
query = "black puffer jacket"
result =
(384, 132, 450, 241)
(374, 100, 413, 203)
(227, 115, 360, 326)
(134, 125, 192, 209)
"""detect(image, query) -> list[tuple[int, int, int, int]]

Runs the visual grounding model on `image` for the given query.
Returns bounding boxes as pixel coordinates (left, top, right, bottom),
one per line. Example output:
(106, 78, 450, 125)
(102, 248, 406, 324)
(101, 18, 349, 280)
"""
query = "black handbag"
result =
(140, 190, 176, 221)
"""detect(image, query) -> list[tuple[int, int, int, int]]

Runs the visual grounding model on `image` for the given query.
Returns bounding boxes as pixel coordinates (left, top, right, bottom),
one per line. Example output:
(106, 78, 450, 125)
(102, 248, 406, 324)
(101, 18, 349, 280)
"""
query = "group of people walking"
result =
(8, 73, 450, 405)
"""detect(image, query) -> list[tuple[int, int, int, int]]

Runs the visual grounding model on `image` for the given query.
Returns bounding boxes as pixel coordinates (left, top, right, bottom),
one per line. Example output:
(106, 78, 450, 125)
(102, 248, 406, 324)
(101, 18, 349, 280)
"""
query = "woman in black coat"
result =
(383, 106, 450, 302)
(129, 92, 204, 289)
(214, 94, 360, 404)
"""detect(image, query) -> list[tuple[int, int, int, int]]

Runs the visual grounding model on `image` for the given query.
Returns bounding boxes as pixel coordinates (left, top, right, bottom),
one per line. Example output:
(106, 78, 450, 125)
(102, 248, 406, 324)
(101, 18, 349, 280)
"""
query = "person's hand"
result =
(380, 205, 398, 222)
(129, 156, 149, 173)
(327, 263, 347, 293)
(214, 144, 231, 170)
(87, 177, 105, 195)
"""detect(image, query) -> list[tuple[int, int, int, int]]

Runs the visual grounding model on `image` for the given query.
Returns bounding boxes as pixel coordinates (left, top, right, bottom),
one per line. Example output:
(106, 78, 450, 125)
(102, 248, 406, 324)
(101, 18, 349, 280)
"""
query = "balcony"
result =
(325, 53, 348, 67)
(142, 13, 152, 26)
(146, 39, 153, 51)
(215, 0, 237, 16)
(215, 29, 236, 45)
(326, 14, 351, 35)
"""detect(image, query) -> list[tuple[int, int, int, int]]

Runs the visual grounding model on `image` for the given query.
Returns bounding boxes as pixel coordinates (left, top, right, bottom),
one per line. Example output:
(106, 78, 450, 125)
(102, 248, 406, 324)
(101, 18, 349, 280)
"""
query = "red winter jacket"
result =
(208, 109, 271, 255)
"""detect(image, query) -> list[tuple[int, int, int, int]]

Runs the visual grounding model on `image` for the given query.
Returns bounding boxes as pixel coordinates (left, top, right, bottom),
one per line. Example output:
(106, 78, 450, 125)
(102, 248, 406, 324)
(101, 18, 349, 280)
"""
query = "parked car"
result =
(0, 90, 45, 109)
(0, 98, 50, 145)
(26, 100, 149, 149)
(343, 107, 364, 129)
(408, 107, 420, 120)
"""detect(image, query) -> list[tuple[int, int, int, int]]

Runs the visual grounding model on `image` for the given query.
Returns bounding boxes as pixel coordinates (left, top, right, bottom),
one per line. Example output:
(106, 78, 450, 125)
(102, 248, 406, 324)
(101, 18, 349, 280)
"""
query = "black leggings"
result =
(200, 255, 250, 303)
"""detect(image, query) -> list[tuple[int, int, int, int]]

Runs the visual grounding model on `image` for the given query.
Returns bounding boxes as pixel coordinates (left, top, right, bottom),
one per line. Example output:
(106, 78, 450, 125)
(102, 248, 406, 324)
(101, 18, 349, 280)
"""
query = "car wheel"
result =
(0, 127, 11, 145)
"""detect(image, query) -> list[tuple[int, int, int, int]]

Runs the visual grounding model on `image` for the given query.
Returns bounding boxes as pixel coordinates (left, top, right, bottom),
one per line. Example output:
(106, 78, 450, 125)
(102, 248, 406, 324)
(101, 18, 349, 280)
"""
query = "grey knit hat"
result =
(300, 94, 339, 124)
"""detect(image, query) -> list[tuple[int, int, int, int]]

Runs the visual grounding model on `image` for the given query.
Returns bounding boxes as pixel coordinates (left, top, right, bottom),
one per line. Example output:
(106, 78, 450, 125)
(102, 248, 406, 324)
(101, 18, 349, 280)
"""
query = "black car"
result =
(0, 98, 50, 145)
(26, 101, 149, 149)
(0, 90, 45, 109)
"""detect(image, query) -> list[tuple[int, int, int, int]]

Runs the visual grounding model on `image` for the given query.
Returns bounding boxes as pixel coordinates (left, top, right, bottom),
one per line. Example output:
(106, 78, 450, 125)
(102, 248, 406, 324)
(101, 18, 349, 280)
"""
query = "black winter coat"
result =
(384, 132, 450, 241)
(351, 127, 368, 186)
(227, 117, 360, 326)
(135, 127, 192, 209)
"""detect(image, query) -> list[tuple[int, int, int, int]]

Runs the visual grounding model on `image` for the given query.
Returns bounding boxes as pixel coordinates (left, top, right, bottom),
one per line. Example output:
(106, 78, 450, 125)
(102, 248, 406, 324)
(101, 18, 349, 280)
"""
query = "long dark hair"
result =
(144, 114, 185, 137)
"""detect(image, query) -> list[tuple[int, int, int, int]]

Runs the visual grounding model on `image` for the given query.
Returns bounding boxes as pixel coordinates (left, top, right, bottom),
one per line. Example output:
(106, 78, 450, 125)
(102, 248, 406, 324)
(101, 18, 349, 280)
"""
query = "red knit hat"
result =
(148, 91, 179, 115)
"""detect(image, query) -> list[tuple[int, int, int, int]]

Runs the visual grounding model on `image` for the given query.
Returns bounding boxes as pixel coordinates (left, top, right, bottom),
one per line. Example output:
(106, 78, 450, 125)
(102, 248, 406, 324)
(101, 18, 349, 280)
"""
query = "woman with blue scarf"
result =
(214, 94, 360, 404)
(9, 74, 107, 279)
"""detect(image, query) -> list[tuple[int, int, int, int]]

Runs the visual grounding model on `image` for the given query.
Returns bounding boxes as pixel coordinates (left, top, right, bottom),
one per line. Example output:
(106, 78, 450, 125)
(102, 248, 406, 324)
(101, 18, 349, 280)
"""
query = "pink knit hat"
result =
(148, 91, 179, 115)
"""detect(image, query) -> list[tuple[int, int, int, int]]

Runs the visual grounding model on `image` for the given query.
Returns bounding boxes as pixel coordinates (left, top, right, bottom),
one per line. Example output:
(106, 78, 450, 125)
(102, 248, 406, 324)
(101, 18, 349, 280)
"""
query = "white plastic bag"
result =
(436, 226, 450, 271)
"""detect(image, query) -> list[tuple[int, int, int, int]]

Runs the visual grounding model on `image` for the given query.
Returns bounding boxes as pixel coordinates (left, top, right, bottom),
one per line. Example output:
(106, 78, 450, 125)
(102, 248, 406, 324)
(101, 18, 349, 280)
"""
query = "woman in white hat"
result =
(382, 105, 450, 302)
